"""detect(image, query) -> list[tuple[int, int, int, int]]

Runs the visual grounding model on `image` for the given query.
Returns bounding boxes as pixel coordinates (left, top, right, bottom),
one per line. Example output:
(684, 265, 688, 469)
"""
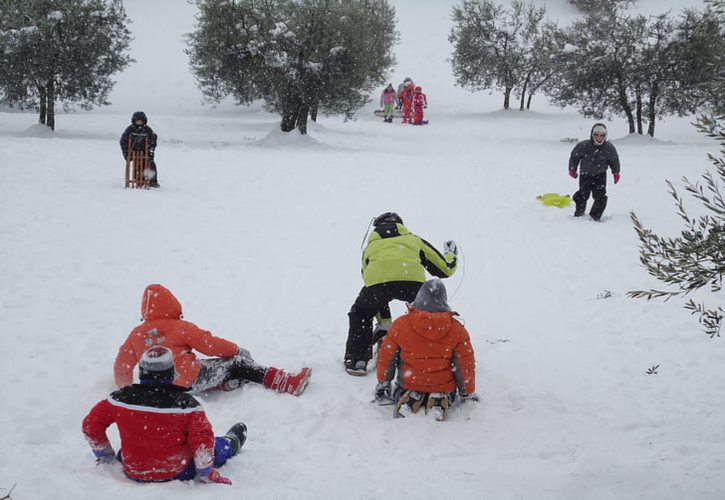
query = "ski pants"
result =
(345, 281, 422, 363)
(573, 172, 607, 219)
(401, 104, 413, 123)
(413, 107, 425, 124)
(383, 103, 395, 119)
(191, 353, 268, 393)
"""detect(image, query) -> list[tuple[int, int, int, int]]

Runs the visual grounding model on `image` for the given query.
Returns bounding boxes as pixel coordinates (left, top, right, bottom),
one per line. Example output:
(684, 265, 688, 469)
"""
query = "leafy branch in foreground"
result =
(0, 483, 16, 500)
(628, 114, 725, 338)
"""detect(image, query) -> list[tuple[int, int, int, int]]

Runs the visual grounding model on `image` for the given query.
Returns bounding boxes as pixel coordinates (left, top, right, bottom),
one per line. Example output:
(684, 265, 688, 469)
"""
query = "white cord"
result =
(360, 217, 374, 250)
(449, 244, 466, 300)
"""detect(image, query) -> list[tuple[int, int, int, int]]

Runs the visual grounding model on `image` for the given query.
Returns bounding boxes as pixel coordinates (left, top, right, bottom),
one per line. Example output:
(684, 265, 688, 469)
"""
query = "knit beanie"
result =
(411, 278, 451, 313)
(138, 345, 175, 383)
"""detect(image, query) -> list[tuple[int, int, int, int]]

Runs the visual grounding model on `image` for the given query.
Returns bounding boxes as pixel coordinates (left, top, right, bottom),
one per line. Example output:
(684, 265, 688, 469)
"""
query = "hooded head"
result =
(415, 86, 422, 93)
(411, 278, 451, 313)
(141, 284, 183, 321)
(373, 212, 403, 228)
(138, 345, 175, 384)
(131, 111, 147, 126)
(591, 123, 607, 146)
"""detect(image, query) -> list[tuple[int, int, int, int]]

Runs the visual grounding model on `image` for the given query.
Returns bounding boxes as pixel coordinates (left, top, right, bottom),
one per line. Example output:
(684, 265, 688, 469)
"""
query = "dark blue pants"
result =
(173, 436, 236, 480)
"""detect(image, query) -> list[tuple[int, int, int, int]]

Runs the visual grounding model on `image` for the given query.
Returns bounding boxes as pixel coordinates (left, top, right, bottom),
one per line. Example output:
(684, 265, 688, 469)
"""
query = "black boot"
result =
(590, 195, 608, 221)
(225, 422, 247, 455)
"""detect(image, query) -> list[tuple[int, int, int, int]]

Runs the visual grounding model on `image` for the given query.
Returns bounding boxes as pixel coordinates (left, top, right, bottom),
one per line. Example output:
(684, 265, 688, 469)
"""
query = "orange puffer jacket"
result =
(114, 284, 240, 388)
(377, 308, 476, 394)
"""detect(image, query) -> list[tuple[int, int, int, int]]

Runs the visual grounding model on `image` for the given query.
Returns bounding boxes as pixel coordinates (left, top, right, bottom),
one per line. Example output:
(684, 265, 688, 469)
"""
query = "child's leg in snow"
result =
(192, 356, 268, 393)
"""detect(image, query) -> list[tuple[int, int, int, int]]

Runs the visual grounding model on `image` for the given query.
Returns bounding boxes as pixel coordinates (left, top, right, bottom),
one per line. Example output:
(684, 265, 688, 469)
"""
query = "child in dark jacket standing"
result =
(568, 122, 621, 221)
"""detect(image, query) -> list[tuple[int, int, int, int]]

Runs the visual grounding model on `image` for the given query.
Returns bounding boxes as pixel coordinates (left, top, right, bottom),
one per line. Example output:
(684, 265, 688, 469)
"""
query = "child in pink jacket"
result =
(379, 84, 397, 123)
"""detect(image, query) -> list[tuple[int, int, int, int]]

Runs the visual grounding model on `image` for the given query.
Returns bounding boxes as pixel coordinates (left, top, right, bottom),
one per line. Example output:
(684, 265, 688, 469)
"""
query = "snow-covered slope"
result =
(1, 1, 722, 499)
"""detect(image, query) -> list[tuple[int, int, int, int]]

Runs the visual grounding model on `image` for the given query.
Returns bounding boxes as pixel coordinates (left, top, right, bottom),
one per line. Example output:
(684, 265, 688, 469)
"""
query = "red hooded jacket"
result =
(377, 308, 476, 394)
(114, 284, 240, 388)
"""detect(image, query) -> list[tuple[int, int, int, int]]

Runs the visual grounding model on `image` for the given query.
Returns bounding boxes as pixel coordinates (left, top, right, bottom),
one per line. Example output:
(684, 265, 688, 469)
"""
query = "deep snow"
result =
(1, 1, 723, 499)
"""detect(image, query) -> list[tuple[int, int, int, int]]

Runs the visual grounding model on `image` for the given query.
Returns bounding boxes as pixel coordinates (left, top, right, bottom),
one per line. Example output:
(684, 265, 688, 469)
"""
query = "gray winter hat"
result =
(411, 278, 451, 313)
(139, 345, 175, 382)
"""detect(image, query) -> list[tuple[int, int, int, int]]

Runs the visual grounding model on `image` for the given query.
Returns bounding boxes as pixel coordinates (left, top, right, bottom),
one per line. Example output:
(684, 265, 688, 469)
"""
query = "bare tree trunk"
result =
(296, 103, 310, 135)
(38, 85, 47, 125)
(647, 83, 658, 137)
(617, 79, 635, 134)
(635, 87, 643, 134)
(46, 79, 56, 131)
(310, 100, 318, 122)
(281, 98, 299, 132)
(503, 87, 512, 110)
(526, 72, 554, 110)
(519, 77, 529, 111)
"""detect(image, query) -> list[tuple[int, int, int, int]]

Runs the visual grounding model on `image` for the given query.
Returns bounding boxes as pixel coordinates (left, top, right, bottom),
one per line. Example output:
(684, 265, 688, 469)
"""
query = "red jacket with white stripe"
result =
(82, 383, 214, 482)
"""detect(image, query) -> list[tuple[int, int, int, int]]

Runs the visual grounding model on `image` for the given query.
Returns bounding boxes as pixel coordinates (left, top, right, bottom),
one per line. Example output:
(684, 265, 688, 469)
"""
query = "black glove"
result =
(123, 153, 128, 160)
(375, 381, 391, 402)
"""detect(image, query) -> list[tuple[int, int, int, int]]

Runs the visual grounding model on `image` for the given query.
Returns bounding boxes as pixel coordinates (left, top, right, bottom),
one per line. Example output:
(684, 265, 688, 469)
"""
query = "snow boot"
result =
(263, 367, 312, 396)
(393, 390, 425, 418)
(426, 392, 450, 421)
(345, 359, 368, 376)
(225, 422, 247, 455)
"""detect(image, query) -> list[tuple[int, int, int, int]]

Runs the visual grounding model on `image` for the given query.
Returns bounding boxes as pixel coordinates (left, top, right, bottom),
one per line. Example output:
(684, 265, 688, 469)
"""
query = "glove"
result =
(93, 444, 116, 465)
(123, 153, 128, 161)
(375, 381, 391, 401)
(444, 240, 458, 256)
(568, 169, 578, 179)
(459, 392, 480, 403)
(196, 467, 232, 485)
(613, 172, 620, 184)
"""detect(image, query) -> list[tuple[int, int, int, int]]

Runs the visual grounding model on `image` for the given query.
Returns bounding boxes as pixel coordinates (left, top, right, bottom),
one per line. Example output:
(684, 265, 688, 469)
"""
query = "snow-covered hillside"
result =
(1, 1, 722, 499)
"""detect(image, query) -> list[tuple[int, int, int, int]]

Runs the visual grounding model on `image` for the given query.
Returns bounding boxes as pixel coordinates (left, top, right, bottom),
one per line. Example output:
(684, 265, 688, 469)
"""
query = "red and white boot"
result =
(263, 367, 312, 396)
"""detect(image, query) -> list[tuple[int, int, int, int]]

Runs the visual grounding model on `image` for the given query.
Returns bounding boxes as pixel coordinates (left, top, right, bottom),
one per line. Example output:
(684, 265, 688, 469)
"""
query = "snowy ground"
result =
(1, 1, 723, 499)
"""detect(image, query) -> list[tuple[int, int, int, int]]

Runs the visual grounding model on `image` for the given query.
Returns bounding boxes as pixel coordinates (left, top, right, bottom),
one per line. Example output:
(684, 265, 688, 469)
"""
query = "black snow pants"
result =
(573, 172, 607, 219)
(191, 354, 267, 393)
(345, 281, 422, 363)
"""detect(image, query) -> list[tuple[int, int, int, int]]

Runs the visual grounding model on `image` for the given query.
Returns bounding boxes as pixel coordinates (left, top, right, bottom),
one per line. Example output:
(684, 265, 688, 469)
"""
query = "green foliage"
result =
(547, 4, 724, 136)
(568, 0, 633, 14)
(449, 0, 548, 110)
(0, 0, 133, 129)
(629, 114, 725, 338)
(186, 0, 397, 134)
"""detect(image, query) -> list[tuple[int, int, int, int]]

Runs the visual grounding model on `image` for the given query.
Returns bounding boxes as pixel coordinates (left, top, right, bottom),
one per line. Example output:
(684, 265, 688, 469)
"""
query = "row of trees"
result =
(0, 0, 722, 137)
(450, 0, 725, 137)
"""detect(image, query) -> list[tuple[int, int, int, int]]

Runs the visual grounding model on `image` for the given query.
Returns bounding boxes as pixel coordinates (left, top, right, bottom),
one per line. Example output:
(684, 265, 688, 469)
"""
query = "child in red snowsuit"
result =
(412, 86, 427, 125)
(399, 84, 415, 124)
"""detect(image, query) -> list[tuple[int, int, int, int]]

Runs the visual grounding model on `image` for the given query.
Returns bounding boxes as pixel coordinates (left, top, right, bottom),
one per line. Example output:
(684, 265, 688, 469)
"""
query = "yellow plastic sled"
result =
(536, 193, 572, 208)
